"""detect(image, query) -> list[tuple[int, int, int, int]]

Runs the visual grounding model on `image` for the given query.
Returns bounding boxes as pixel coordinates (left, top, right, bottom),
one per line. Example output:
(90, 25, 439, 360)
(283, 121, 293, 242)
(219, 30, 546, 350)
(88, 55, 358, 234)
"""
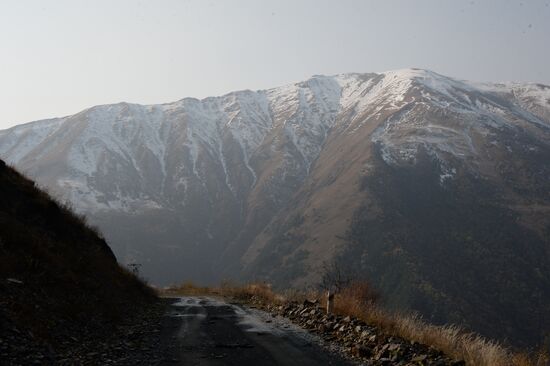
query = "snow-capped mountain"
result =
(1, 69, 549, 346)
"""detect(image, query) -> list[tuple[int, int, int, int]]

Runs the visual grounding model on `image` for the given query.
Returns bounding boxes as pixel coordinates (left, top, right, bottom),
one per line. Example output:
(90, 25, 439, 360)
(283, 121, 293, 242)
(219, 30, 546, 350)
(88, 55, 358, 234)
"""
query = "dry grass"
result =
(164, 280, 548, 366)
(162, 281, 217, 296)
(329, 282, 548, 366)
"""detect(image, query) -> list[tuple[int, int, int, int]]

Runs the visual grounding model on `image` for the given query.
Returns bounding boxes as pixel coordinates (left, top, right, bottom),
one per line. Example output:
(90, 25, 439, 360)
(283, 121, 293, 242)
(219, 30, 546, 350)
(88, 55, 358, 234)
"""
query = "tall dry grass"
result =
(329, 282, 548, 366)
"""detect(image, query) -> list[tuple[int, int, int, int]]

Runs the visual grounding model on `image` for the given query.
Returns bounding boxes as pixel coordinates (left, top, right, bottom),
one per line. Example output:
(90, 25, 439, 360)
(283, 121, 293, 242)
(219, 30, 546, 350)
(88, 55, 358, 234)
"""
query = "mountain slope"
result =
(0, 69, 549, 347)
(0, 160, 154, 361)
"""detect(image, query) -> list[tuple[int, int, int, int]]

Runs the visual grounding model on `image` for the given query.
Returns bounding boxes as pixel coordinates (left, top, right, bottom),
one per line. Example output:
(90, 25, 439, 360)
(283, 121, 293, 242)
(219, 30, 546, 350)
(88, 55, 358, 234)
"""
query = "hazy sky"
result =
(1, 0, 549, 129)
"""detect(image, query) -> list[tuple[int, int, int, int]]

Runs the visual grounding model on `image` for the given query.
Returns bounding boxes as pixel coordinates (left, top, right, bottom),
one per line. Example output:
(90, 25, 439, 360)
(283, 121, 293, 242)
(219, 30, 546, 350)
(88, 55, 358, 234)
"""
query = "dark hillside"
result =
(343, 150, 550, 348)
(0, 160, 156, 362)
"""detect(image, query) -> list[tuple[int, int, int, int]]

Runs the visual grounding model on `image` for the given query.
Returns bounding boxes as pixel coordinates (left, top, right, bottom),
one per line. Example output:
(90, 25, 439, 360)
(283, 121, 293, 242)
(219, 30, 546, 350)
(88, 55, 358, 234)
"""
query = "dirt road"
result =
(157, 297, 354, 366)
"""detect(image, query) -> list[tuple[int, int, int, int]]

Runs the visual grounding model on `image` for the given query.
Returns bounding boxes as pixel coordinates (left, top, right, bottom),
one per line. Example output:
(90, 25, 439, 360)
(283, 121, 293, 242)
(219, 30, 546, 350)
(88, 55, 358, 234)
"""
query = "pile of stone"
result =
(247, 296, 465, 366)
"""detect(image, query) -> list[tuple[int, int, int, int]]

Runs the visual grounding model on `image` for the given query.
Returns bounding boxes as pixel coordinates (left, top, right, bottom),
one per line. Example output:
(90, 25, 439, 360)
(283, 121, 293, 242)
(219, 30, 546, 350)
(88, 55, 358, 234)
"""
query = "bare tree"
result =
(319, 257, 357, 293)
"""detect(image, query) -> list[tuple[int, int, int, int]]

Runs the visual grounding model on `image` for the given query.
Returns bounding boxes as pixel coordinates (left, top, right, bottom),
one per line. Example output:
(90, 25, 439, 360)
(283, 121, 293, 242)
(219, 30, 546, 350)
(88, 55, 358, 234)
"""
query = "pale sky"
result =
(1, 0, 549, 129)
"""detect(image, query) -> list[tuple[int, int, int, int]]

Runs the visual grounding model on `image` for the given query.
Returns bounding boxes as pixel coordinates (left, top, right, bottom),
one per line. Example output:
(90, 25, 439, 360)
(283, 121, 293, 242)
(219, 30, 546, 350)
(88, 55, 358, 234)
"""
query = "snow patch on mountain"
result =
(0, 118, 65, 164)
(1, 69, 549, 212)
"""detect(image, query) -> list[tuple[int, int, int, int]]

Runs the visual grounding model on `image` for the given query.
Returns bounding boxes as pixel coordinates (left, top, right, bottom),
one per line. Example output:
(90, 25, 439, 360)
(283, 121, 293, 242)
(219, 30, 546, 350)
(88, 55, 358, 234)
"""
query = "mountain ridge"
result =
(2, 68, 547, 214)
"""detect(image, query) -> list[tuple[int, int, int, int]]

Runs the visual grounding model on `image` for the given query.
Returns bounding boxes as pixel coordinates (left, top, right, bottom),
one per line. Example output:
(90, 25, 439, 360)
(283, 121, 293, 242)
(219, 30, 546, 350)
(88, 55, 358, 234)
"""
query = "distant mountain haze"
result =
(1, 69, 549, 347)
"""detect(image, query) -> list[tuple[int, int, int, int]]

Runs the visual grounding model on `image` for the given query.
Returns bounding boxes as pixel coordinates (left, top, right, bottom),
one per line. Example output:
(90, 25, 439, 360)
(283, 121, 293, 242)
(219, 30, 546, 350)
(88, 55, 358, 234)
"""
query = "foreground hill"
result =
(0, 160, 155, 363)
(0, 69, 549, 347)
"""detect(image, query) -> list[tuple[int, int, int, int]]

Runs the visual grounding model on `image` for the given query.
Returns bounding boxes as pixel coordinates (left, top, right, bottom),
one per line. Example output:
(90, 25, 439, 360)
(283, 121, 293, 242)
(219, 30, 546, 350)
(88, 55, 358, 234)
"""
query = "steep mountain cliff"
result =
(1, 69, 549, 346)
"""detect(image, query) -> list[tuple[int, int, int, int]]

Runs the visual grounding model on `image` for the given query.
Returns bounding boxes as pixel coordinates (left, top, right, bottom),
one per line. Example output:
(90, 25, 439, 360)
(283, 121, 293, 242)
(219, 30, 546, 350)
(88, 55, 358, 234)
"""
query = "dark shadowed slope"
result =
(0, 160, 155, 363)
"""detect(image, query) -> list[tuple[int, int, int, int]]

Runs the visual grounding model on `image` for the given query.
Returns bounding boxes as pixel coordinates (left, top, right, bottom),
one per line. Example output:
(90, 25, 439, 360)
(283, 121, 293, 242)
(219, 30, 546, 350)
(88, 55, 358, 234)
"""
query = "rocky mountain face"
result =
(1, 69, 549, 346)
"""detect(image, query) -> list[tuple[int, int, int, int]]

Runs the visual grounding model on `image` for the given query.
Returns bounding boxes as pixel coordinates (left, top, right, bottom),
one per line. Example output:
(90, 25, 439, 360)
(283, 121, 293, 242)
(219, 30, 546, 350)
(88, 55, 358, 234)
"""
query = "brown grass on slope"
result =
(330, 283, 548, 366)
